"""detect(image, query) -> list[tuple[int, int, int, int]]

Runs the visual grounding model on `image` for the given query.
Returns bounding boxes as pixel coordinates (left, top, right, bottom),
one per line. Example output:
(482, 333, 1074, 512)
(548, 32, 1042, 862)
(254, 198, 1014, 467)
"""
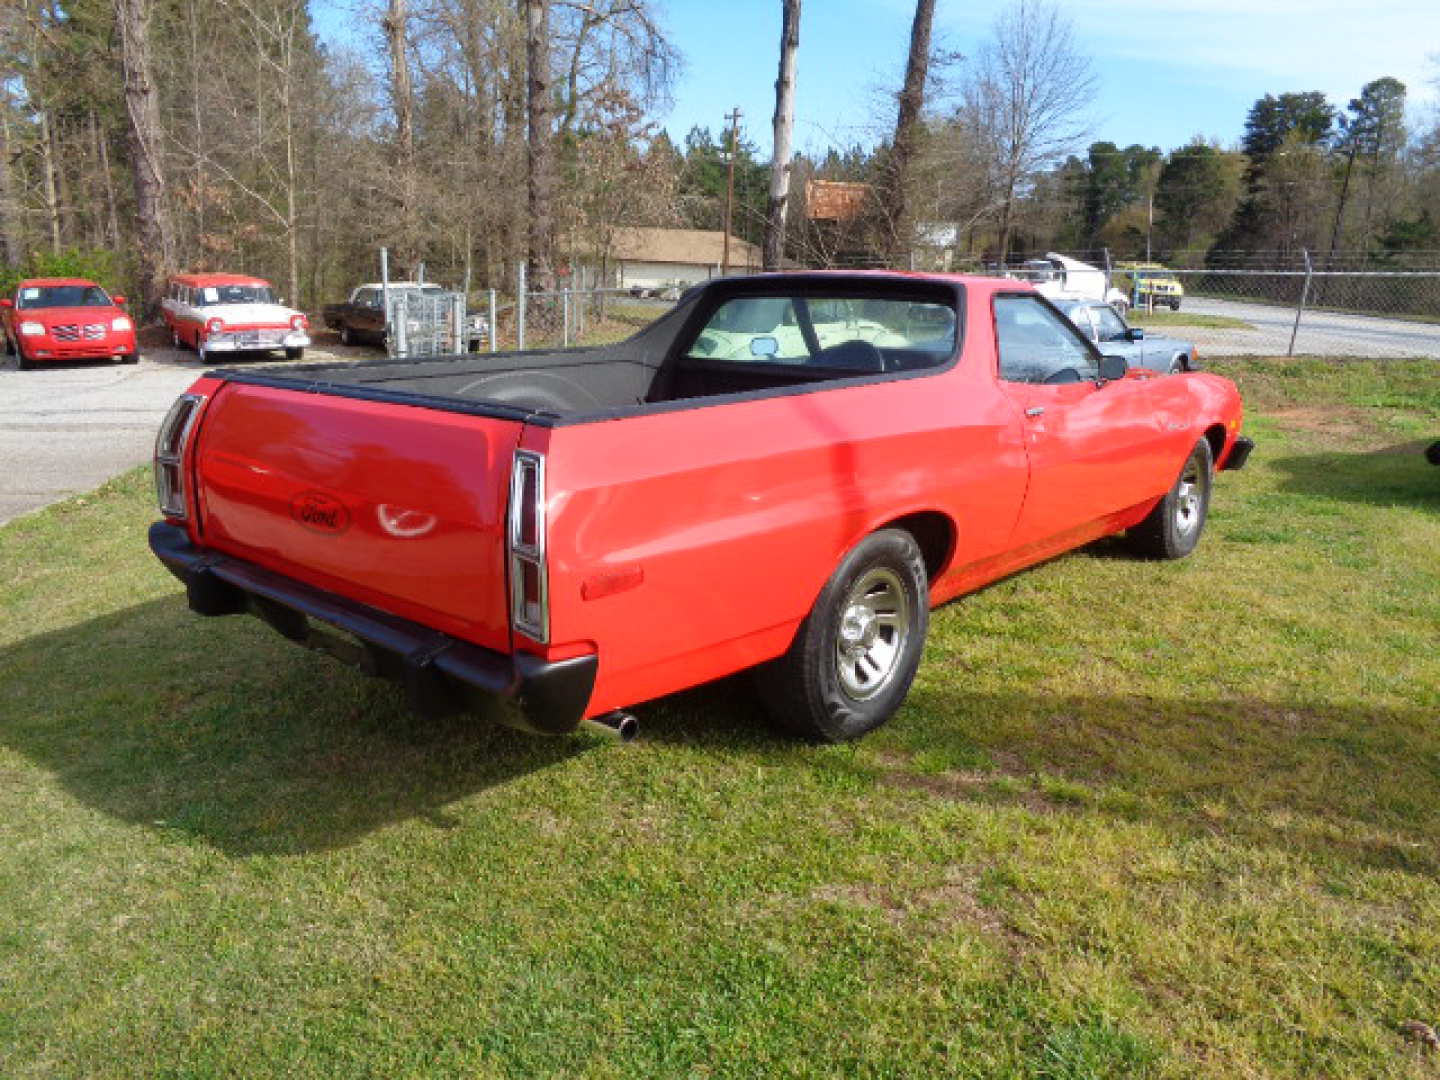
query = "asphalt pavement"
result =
(1182, 297, 1440, 358)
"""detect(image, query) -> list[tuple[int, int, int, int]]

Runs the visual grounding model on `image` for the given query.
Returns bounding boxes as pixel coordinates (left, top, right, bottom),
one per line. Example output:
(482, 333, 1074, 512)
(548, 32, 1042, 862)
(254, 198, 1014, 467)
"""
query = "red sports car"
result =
(2, 277, 139, 370)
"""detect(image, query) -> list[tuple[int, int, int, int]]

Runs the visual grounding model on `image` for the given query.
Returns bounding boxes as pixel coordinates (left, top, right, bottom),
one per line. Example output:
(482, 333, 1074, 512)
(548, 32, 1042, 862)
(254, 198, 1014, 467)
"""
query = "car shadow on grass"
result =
(0, 596, 588, 857)
(1268, 440, 1440, 511)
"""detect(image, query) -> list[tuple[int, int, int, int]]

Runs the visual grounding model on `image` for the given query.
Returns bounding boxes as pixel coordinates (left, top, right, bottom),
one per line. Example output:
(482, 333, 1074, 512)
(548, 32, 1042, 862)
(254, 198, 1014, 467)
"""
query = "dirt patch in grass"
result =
(1268, 405, 1390, 447)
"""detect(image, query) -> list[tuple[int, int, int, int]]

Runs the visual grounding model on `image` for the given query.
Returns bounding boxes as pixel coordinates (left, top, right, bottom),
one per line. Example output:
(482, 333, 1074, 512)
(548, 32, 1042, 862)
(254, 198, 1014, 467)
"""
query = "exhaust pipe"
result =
(584, 710, 639, 742)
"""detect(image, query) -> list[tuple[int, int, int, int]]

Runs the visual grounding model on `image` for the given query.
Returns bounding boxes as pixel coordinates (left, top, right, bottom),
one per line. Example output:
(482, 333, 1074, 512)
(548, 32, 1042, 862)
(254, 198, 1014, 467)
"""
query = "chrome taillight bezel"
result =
(507, 450, 549, 643)
(154, 393, 205, 518)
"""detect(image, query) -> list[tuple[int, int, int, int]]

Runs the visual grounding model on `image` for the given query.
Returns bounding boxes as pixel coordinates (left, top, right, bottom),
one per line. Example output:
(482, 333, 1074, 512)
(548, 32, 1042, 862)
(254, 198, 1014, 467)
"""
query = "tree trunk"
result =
(525, 0, 556, 291)
(38, 109, 62, 254)
(115, 0, 174, 320)
(0, 106, 22, 266)
(385, 0, 418, 273)
(888, 0, 935, 266)
(763, 0, 801, 272)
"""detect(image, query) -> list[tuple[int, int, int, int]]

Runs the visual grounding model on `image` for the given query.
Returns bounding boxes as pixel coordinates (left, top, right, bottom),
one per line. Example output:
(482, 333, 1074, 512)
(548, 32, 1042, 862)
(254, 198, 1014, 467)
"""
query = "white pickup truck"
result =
(1009, 253, 1130, 313)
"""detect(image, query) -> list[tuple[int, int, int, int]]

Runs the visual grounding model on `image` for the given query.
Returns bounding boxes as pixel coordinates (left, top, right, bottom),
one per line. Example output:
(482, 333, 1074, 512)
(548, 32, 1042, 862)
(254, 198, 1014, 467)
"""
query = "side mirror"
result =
(750, 335, 779, 358)
(1125, 327, 1144, 341)
(112, 295, 127, 306)
(1099, 354, 1128, 382)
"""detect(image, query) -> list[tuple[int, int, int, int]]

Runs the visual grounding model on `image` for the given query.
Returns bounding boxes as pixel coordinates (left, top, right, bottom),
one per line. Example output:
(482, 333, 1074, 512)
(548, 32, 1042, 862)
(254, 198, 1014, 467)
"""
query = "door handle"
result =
(1025, 406, 1045, 418)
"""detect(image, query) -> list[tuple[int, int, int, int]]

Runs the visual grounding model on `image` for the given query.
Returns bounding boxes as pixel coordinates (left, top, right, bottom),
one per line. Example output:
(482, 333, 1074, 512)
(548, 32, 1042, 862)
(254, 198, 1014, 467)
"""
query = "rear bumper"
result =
(1221, 435, 1255, 471)
(148, 521, 596, 735)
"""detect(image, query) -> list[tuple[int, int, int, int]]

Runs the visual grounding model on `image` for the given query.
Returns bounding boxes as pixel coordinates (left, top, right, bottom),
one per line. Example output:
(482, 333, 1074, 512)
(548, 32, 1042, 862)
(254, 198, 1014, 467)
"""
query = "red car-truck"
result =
(149, 273, 1253, 741)
(2, 278, 138, 369)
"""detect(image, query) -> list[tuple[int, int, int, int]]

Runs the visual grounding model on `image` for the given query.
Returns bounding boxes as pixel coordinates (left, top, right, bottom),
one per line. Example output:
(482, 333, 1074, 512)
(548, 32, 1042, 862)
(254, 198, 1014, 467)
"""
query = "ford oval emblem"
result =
(291, 490, 351, 535)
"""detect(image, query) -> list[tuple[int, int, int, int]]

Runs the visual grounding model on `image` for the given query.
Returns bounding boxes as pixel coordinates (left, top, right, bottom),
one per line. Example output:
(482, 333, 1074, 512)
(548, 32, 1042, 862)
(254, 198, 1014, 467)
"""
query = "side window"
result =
(1068, 305, 1098, 342)
(356, 288, 378, 308)
(1092, 304, 1129, 342)
(994, 296, 1099, 385)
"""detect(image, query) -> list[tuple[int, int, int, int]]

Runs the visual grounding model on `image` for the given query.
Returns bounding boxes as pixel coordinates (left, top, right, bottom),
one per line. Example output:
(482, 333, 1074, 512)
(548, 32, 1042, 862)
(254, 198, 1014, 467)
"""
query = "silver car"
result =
(1053, 298, 1198, 374)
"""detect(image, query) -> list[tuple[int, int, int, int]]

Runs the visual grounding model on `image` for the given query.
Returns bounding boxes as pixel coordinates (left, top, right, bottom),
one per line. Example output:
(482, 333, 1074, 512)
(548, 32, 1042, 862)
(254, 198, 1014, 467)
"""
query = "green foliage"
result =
(0, 248, 124, 297)
(1242, 90, 1335, 164)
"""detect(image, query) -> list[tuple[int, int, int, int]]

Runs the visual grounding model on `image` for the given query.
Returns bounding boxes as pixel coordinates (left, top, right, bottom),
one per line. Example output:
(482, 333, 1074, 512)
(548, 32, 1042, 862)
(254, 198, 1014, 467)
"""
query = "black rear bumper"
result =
(148, 521, 596, 735)
(1222, 435, 1255, 471)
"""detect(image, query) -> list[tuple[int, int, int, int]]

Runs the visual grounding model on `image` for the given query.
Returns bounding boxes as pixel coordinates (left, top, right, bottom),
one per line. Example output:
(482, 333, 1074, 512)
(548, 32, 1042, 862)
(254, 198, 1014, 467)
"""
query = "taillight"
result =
(154, 394, 204, 518)
(290, 313, 308, 331)
(206, 317, 224, 335)
(508, 450, 548, 642)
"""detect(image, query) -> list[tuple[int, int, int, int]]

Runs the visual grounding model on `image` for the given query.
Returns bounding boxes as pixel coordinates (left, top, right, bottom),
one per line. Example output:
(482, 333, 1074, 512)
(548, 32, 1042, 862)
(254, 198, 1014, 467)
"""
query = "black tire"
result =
(339, 325, 352, 346)
(285, 347, 303, 361)
(1170, 300, 1181, 312)
(17, 348, 33, 371)
(120, 353, 140, 365)
(1167, 356, 1185, 375)
(756, 528, 929, 742)
(3, 332, 13, 356)
(1125, 438, 1213, 559)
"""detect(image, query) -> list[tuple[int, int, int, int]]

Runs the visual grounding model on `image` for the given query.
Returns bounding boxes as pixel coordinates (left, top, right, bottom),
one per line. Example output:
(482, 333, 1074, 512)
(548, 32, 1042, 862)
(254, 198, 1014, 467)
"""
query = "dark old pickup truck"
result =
(150, 272, 1252, 742)
(322, 282, 487, 350)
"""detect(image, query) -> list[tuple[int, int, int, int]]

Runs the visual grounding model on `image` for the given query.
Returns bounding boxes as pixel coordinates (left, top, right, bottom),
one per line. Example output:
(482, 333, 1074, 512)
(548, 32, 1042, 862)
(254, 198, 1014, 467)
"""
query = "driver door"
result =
(994, 294, 1166, 553)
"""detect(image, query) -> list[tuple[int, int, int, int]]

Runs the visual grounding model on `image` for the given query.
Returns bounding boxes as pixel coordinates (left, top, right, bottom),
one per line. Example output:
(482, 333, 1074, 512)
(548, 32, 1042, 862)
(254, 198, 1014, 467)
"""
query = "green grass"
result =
(1128, 310, 1255, 330)
(2, 359, 1438, 1077)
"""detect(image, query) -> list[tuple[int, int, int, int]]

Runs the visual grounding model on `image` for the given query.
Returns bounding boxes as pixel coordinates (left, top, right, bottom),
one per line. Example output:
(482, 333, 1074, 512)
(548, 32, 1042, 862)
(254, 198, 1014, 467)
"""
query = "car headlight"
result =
(111, 316, 133, 332)
(19, 321, 44, 336)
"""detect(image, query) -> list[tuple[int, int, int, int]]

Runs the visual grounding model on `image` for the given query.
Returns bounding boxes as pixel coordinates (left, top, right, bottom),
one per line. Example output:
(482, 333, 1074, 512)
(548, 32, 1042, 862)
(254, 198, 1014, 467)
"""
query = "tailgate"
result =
(192, 382, 523, 652)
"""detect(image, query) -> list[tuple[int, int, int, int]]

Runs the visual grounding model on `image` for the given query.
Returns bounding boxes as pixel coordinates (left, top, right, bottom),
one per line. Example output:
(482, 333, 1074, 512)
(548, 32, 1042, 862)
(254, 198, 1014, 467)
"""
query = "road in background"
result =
(1182, 297, 1440, 358)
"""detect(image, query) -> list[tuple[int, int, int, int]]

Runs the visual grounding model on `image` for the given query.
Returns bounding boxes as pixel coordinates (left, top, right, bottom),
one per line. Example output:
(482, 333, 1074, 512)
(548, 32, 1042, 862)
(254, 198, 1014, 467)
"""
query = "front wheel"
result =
(339, 325, 352, 346)
(119, 353, 140, 365)
(285, 347, 303, 361)
(756, 528, 929, 742)
(1125, 438, 1213, 559)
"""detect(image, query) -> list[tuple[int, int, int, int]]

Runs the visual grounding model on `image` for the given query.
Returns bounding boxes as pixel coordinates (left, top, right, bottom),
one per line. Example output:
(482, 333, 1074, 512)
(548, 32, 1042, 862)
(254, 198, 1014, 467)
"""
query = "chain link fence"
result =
(378, 252, 1440, 362)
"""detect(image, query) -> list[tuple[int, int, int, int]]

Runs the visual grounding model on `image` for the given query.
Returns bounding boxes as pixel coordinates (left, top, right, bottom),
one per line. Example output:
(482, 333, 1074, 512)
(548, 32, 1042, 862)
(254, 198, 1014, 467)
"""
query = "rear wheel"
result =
(756, 528, 929, 742)
(120, 353, 140, 365)
(1125, 438, 1212, 559)
(339, 324, 352, 346)
(285, 347, 303, 361)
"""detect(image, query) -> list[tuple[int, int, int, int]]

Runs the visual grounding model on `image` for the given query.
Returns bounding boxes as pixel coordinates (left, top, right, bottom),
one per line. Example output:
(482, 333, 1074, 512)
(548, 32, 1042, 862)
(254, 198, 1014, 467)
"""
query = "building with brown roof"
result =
(608, 227, 761, 292)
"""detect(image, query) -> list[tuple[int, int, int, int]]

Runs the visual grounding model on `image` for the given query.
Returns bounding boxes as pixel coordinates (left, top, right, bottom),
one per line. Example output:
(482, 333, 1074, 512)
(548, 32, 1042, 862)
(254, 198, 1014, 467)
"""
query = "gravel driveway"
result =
(0, 340, 369, 526)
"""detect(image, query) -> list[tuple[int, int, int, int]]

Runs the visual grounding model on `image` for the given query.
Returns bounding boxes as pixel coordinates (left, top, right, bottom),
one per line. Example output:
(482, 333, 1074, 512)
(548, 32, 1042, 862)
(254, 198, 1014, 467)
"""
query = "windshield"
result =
(17, 284, 112, 309)
(196, 284, 277, 306)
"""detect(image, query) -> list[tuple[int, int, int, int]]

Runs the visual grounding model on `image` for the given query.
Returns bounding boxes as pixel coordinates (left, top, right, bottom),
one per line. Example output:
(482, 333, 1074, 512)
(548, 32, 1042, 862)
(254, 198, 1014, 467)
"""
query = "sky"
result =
(313, 0, 1439, 159)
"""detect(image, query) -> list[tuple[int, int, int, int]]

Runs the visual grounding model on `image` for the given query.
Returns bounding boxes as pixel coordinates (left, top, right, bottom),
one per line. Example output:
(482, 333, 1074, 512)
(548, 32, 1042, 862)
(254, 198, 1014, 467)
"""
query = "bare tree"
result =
(114, 0, 173, 317)
(962, 0, 1094, 262)
(525, 0, 556, 290)
(763, 0, 800, 271)
(885, 0, 936, 265)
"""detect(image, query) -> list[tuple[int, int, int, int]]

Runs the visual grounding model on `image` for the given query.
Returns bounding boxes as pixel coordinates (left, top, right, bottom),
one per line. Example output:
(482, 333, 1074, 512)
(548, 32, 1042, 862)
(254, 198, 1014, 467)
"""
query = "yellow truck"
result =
(1114, 262, 1185, 311)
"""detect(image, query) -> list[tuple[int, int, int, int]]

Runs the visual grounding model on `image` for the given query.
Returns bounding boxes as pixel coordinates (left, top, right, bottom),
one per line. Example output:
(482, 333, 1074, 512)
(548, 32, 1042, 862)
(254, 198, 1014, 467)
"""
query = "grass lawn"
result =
(1129, 310, 1255, 331)
(1, 357, 1437, 1077)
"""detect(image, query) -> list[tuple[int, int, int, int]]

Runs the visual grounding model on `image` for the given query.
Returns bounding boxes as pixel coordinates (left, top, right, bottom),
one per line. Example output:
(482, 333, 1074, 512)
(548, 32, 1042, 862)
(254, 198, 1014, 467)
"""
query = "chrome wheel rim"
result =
(834, 567, 910, 701)
(1174, 454, 1204, 535)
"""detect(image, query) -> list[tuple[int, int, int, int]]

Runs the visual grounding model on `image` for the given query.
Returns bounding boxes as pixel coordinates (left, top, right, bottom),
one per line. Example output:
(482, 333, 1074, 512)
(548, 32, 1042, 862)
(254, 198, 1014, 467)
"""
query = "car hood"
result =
(200, 303, 301, 326)
(19, 305, 124, 324)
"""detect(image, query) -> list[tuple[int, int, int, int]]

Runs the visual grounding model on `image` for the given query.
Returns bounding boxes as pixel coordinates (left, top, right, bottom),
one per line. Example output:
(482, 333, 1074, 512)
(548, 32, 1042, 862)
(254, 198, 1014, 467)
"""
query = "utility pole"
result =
(721, 106, 742, 276)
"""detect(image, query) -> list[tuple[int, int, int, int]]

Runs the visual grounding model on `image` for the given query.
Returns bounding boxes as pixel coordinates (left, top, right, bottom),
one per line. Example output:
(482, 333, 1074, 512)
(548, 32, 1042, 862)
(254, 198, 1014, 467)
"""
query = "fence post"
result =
(1288, 248, 1313, 357)
(517, 261, 527, 351)
(562, 289, 571, 347)
(488, 289, 497, 353)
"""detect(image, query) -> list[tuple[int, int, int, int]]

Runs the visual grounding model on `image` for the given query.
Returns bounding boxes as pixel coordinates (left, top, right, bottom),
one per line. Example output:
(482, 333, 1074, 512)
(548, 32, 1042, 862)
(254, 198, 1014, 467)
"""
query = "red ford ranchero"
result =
(149, 272, 1255, 743)
(2, 278, 138, 369)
